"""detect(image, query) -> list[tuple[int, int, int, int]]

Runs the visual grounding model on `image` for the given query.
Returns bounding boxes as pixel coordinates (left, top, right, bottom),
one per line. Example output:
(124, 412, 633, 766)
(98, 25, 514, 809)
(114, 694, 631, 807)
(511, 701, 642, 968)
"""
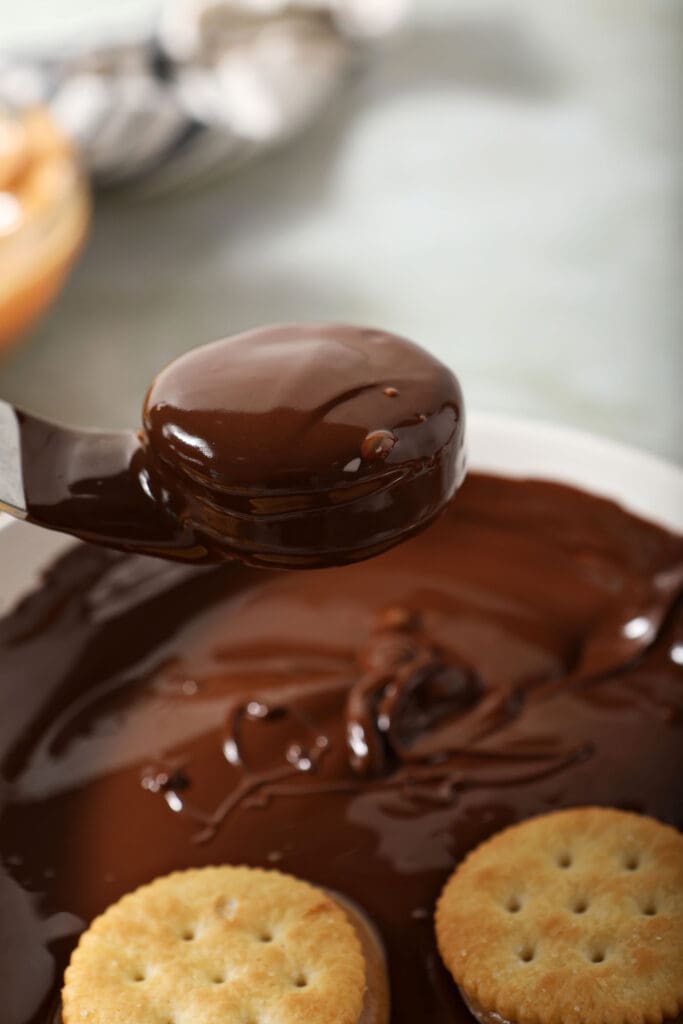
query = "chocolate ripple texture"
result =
(1, 473, 682, 1023)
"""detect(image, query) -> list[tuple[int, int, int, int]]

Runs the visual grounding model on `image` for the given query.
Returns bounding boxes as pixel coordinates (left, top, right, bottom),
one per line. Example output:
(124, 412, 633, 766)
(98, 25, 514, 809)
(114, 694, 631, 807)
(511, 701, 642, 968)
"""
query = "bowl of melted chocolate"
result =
(0, 324, 681, 1024)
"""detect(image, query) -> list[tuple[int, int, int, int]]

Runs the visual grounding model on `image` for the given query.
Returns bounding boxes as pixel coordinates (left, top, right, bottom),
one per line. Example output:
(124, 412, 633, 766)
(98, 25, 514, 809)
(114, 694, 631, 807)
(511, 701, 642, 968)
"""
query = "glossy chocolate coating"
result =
(1, 473, 681, 1024)
(20, 324, 464, 568)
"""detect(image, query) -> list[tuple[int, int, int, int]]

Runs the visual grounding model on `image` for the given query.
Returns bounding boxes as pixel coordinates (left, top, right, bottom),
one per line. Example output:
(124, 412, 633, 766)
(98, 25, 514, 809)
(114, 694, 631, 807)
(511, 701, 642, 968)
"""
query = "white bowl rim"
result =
(466, 410, 683, 532)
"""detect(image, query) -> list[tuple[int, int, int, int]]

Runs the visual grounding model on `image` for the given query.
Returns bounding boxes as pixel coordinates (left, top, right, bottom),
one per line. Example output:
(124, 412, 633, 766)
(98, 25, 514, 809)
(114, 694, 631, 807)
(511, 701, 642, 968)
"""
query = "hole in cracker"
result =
(518, 944, 535, 963)
(571, 897, 589, 914)
(132, 969, 146, 982)
(293, 972, 308, 988)
(211, 972, 225, 984)
(259, 929, 274, 943)
(642, 900, 657, 916)
(181, 927, 196, 941)
(589, 948, 606, 964)
(556, 852, 572, 869)
(505, 896, 522, 914)
(624, 853, 640, 871)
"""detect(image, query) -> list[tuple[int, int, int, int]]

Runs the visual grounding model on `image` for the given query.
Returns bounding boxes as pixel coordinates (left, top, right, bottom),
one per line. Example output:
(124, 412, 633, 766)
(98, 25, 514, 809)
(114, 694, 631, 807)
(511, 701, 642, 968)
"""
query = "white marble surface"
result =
(1, 0, 681, 463)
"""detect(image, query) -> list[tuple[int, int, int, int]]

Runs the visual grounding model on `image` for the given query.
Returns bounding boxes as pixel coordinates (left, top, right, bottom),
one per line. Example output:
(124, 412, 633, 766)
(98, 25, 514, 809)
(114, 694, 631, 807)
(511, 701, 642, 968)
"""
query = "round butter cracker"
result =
(436, 807, 683, 1024)
(63, 865, 368, 1024)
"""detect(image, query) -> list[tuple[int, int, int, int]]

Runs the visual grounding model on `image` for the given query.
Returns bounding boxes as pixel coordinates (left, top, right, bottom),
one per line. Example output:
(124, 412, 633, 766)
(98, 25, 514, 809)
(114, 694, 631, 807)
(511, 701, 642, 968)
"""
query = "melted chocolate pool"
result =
(1, 473, 681, 1023)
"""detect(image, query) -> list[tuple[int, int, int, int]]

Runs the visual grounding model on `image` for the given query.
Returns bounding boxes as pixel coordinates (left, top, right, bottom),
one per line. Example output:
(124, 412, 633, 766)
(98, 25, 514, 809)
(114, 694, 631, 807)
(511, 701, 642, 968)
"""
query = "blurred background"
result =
(0, 0, 681, 463)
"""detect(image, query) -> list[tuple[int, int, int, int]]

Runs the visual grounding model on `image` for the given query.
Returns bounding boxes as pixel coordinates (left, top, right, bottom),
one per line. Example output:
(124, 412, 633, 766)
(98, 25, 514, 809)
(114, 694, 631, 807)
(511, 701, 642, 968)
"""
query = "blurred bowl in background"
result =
(0, 1, 410, 196)
(0, 105, 90, 352)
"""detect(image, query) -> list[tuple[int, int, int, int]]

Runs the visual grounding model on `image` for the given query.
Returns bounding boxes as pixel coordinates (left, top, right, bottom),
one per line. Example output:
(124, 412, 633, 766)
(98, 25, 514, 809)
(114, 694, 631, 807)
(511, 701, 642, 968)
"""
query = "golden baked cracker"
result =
(63, 866, 370, 1024)
(436, 807, 683, 1024)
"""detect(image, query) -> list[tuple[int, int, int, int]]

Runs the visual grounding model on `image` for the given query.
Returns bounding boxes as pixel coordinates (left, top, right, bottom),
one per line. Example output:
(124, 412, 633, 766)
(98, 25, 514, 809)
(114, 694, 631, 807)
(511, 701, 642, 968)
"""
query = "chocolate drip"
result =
(0, 473, 681, 1024)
